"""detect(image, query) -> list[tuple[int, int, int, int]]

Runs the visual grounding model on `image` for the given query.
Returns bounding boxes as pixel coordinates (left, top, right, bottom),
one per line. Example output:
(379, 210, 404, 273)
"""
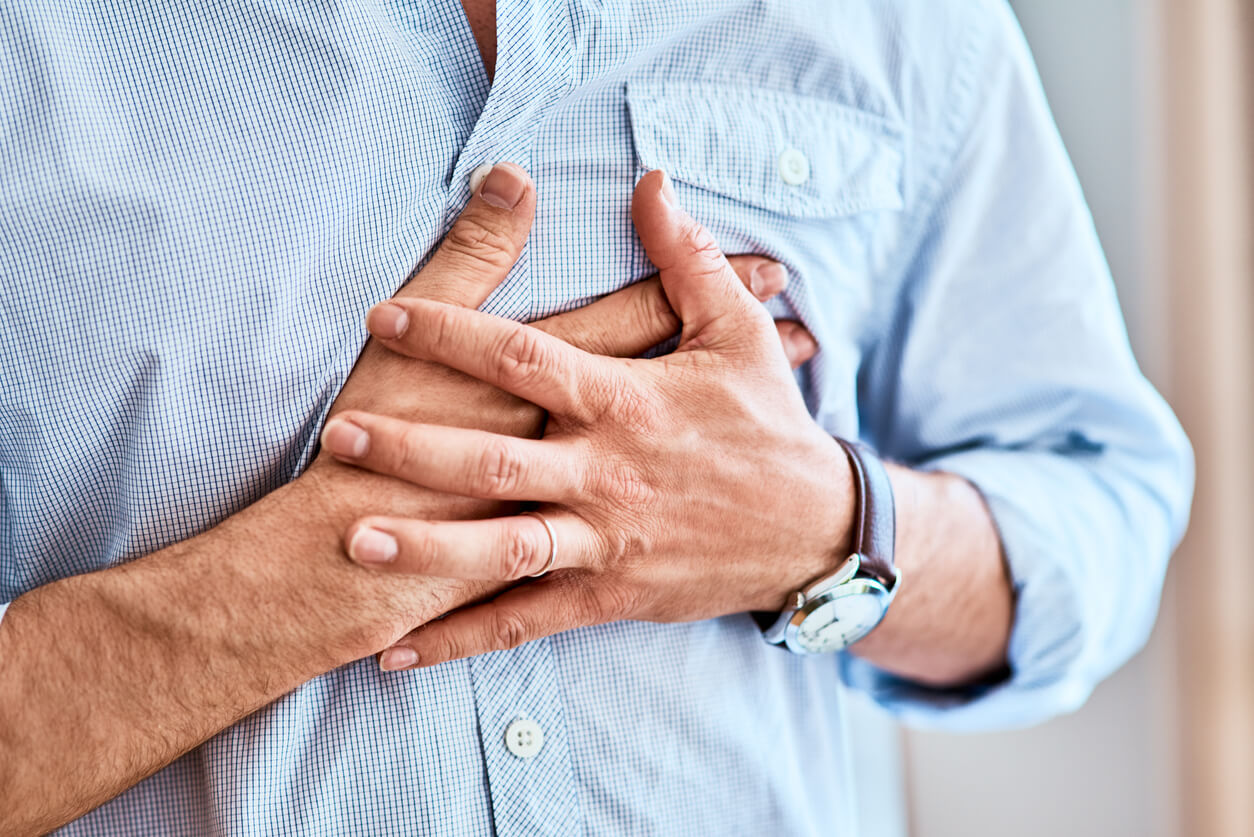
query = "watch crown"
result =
(792, 591, 806, 609)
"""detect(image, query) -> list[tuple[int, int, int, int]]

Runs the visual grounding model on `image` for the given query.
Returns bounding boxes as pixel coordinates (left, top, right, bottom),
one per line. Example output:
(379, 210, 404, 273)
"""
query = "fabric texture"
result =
(0, 0, 1192, 833)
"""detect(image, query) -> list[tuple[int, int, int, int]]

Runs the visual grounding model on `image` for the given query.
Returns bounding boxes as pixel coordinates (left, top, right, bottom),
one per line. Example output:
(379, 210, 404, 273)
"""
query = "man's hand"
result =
(309, 163, 818, 634)
(0, 163, 818, 836)
(320, 171, 853, 668)
(307, 161, 818, 639)
(313, 161, 816, 516)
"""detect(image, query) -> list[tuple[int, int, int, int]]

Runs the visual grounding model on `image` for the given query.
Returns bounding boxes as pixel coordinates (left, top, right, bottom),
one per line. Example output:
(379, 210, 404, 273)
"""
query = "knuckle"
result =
(500, 525, 536, 580)
(426, 303, 461, 352)
(673, 219, 747, 296)
(471, 438, 522, 497)
(403, 524, 440, 570)
(589, 581, 640, 618)
(596, 461, 654, 508)
(599, 524, 645, 569)
(442, 215, 519, 270)
(418, 627, 460, 666)
(488, 608, 530, 651)
(391, 424, 428, 474)
(632, 281, 678, 341)
(677, 217, 722, 262)
(497, 327, 552, 390)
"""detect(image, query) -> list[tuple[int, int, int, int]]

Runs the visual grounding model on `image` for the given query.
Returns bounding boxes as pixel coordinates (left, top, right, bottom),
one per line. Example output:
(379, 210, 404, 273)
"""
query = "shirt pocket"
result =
(624, 81, 907, 436)
(625, 81, 905, 220)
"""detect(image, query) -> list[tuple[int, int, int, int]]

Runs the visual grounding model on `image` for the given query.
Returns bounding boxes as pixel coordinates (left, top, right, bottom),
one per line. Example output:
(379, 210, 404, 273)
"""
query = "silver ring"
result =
(523, 511, 558, 578)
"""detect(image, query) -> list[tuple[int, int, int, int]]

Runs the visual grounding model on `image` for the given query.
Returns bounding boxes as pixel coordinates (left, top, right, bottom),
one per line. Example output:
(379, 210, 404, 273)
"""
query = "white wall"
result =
(904, 3, 1184, 836)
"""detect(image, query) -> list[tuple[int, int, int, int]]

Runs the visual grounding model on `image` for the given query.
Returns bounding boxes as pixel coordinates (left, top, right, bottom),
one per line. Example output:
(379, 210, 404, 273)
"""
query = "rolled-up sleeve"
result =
(840, 4, 1194, 731)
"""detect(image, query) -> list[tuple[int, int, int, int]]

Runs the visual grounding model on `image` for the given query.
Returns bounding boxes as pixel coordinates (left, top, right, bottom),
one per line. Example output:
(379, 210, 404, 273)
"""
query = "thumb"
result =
(630, 170, 764, 346)
(398, 162, 536, 308)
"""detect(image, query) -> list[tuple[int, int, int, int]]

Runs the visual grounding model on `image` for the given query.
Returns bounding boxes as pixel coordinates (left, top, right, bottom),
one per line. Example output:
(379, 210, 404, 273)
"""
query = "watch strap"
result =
(836, 438, 897, 588)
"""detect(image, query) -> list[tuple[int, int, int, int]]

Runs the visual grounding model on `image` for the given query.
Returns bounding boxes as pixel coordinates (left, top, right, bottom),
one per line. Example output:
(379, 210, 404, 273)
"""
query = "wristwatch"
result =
(760, 438, 901, 654)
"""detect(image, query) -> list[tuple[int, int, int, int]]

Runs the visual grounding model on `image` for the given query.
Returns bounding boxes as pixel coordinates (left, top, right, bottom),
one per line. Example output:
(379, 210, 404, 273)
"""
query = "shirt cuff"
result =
(841, 444, 1183, 732)
(0, 601, 9, 628)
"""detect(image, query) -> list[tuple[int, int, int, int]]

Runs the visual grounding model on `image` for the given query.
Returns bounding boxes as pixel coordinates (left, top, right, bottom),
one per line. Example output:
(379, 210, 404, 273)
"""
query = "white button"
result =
(778, 148, 810, 186)
(469, 162, 494, 194)
(504, 718, 544, 759)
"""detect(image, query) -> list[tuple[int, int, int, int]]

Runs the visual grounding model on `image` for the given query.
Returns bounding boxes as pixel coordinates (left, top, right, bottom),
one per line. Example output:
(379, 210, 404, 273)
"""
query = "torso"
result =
(0, 2, 982, 833)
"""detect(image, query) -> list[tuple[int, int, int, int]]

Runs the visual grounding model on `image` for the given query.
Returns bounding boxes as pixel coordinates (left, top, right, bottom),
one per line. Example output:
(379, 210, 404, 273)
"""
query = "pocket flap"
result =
(626, 82, 905, 218)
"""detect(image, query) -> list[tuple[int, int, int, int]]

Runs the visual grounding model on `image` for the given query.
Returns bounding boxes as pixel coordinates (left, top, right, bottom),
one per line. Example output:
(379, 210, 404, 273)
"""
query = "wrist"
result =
(848, 466, 1012, 686)
(766, 431, 858, 611)
(758, 436, 899, 654)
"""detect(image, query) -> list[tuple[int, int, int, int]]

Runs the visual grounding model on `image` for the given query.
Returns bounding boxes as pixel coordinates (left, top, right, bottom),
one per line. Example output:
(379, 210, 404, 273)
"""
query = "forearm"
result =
(0, 258, 728, 832)
(850, 465, 1013, 688)
(0, 467, 499, 835)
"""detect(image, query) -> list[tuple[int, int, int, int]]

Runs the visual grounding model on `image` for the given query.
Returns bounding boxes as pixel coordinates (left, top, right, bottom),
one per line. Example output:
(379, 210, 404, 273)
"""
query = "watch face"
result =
(794, 583, 889, 654)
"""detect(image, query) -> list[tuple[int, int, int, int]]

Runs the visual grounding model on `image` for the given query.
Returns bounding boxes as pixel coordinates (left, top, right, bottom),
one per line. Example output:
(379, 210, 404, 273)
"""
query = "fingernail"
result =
(479, 163, 528, 209)
(788, 327, 818, 359)
(657, 171, 678, 209)
(750, 262, 788, 298)
(380, 646, 418, 671)
(366, 302, 408, 339)
(322, 419, 369, 459)
(349, 526, 398, 565)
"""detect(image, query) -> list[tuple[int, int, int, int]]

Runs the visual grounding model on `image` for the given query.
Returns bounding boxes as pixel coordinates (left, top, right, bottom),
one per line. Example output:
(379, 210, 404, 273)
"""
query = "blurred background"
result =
(860, 1, 1254, 835)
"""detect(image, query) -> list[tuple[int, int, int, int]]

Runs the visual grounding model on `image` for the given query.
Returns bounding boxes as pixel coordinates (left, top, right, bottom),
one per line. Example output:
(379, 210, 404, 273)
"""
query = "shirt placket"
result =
(468, 639, 582, 836)
(445, 0, 583, 833)
(441, 0, 578, 322)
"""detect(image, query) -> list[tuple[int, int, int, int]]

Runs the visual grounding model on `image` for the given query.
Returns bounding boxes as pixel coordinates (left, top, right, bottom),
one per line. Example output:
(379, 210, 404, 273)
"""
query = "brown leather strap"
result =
(836, 438, 897, 588)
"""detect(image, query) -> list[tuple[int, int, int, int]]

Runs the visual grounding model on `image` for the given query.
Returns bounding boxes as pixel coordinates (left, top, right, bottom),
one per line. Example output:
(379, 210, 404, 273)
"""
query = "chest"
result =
(460, 0, 498, 79)
(0, 0, 911, 585)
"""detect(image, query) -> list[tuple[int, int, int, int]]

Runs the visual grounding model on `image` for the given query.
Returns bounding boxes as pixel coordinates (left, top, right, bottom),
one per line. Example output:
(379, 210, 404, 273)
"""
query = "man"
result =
(0, 1, 1191, 835)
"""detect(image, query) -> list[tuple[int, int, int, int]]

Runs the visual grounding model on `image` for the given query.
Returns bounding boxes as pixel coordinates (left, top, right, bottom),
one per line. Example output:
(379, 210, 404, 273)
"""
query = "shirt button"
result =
(778, 148, 810, 186)
(504, 717, 544, 759)
(468, 162, 494, 195)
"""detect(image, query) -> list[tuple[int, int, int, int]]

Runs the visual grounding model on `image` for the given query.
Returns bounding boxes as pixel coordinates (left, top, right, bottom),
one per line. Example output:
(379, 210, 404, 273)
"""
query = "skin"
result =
(0, 9, 1012, 829)
(325, 171, 1014, 686)
(361, 0, 1011, 683)
(463, 0, 497, 80)
(0, 164, 814, 836)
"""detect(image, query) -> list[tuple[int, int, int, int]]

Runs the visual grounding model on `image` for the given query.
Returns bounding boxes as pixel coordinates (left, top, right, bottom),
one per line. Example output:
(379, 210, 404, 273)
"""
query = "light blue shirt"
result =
(0, 0, 1192, 834)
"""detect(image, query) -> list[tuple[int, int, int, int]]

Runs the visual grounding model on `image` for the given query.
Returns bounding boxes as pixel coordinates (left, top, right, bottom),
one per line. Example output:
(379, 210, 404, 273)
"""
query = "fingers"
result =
(321, 412, 583, 502)
(342, 508, 597, 580)
(364, 298, 617, 419)
(630, 170, 769, 346)
(776, 320, 819, 369)
(534, 277, 675, 357)
(378, 575, 596, 670)
(536, 255, 788, 357)
(398, 162, 536, 308)
(732, 256, 790, 301)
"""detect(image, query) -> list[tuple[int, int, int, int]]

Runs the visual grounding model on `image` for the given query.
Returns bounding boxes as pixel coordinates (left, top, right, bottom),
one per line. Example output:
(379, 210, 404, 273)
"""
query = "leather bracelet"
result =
(834, 438, 896, 588)
(752, 438, 898, 640)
